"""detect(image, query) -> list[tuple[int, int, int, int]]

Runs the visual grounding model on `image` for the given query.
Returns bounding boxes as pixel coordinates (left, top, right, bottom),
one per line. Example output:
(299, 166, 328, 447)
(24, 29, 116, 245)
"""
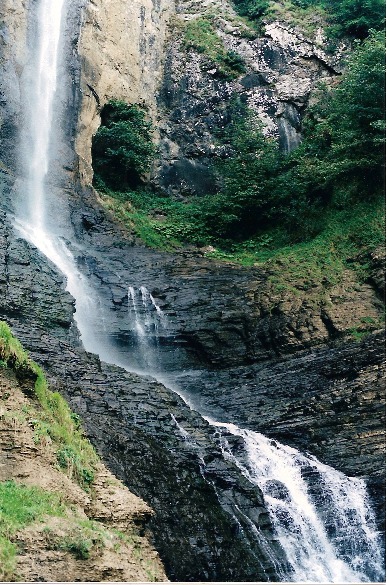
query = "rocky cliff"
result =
(155, 0, 344, 197)
(0, 328, 167, 582)
(71, 0, 346, 196)
(76, 0, 174, 186)
(0, 0, 385, 581)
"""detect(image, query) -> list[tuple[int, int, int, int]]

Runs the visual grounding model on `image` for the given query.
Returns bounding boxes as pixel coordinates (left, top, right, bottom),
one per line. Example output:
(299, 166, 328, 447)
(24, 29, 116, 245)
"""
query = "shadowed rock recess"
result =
(0, 0, 385, 580)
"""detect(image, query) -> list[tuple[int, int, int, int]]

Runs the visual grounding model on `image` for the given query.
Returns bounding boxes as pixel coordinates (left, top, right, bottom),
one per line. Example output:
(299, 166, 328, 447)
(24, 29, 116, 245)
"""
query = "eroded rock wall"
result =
(76, 0, 175, 185)
(154, 0, 343, 196)
(0, 0, 29, 169)
(0, 174, 287, 581)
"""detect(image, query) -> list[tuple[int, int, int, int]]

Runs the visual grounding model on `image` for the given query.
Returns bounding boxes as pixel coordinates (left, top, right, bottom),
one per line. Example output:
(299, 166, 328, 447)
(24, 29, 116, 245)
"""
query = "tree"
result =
(325, 0, 386, 39)
(92, 101, 156, 191)
(271, 30, 385, 236)
(202, 99, 281, 240)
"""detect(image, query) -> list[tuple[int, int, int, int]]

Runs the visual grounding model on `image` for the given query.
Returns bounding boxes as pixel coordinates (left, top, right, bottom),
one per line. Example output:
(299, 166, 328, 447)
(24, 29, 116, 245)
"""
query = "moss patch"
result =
(183, 16, 246, 79)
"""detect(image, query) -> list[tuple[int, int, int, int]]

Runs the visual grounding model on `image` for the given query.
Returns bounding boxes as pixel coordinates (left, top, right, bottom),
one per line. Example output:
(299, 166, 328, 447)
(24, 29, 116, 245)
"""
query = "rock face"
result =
(0, 0, 29, 169)
(72, 0, 345, 197)
(76, 0, 174, 185)
(0, 184, 288, 580)
(0, 365, 167, 582)
(66, 197, 385, 370)
(0, 168, 385, 579)
(0, 0, 385, 580)
(177, 333, 386, 532)
(154, 0, 343, 197)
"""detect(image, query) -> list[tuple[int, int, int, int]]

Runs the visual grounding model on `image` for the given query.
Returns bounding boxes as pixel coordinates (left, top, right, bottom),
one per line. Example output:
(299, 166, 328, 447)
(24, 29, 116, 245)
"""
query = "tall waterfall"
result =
(16, 0, 96, 351)
(15, 1, 384, 582)
(24, 0, 65, 231)
(16, 0, 132, 363)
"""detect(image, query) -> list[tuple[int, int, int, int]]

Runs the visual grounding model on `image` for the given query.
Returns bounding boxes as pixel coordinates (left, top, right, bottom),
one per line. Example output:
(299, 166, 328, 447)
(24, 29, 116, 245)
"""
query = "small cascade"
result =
(209, 420, 384, 583)
(128, 286, 146, 338)
(126, 285, 167, 371)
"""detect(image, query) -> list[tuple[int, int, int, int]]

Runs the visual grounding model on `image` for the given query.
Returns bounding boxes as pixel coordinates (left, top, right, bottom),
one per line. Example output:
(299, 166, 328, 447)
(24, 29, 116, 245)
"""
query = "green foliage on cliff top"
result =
(0, 322, 98, 490)
(232, 0, 385, 39)
(183, 16, 246, 79)
(92, 101, 156, 191)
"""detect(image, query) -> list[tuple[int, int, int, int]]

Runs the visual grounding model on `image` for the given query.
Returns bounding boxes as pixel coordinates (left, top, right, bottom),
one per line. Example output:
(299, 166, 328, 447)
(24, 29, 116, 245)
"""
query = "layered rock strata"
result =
(0, 194, 287, 580)
(0, 171, 385, 578)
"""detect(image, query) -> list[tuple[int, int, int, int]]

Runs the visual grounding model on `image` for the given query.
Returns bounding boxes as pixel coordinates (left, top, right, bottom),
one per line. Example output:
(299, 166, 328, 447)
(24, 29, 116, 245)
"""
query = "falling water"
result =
(16, 0, 126, 360)
(126, 285, 167, 370)
(14, 1, 385, 582)
(26, 0, 62, 228)
(17, 0, 87, 330)
(210, 420, 384, 583)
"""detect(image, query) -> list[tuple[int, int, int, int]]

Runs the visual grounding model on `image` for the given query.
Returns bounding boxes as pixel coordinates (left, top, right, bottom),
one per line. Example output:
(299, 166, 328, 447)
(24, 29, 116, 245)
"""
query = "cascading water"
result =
(16, 0, 143, 366)
(126, 285, 168, 370)
(14, 0, 385, 582)
(209, 420, 384, 583)
(16, 0, 101, 354)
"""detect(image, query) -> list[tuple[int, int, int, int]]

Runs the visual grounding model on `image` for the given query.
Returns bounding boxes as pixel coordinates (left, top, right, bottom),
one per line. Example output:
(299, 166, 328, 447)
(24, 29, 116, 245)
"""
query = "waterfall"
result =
(126, 285, 168, 371)
(210, 420, 384, 583)
(14, 1, 385, 582)
(16, 0, 100, 353)
(24, 0, 65, 230)
(16, 0, 139, 366)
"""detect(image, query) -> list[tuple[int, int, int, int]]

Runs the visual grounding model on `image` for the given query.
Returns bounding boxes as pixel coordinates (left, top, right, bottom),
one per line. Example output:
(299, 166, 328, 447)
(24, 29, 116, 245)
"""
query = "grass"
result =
(100, 186, 384, 281)
(183, 16, 246, 79)
(0, 481, 64, 580)
(0, 325, 165, 581)
(99, 189, 202, 250)
(264, 0, 328, 38)
(101, 188, 385, 342)
(53, 519, 107, 560)
(0, 322, 99, 490)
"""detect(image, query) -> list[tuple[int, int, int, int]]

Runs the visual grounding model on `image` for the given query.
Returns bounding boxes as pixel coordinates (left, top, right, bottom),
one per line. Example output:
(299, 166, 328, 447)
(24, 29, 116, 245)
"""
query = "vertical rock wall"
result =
(75, 0, 175, 186)
(0, 0, 29, 169)
(154, 0, 343, 197)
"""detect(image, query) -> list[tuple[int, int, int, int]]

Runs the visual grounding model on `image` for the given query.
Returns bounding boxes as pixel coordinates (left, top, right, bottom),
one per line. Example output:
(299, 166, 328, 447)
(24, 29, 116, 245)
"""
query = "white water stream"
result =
(14, 0, 385, 582)
(209, 421, 384, 583)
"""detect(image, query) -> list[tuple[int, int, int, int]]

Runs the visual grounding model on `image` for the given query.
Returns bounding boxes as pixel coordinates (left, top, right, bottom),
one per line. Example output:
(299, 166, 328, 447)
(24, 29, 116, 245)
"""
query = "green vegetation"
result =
(233, 0, 270, 20)
(53, 520, 105, 560)
(0, 322, 98, 489)
(183, 16, 246, 79)
(92, 101, 156, 191)
(231, 0, 385, 39)
(95, 32, 384, 302)
(0, 481, 64, 580)
(101, 32, 384, 245)
(0, 327, 164, 581)
(324, 0, 386, 39)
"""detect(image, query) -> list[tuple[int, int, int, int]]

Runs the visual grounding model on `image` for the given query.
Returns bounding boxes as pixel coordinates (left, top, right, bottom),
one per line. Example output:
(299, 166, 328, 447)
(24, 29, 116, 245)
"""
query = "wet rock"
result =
(177, 332, 386, 535)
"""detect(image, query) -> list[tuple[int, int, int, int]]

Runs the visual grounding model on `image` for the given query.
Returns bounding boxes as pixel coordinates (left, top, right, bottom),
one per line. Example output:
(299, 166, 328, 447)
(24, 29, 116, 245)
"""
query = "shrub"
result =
(0, 322, 98, 490)
(232, 0, 270, 20)
(92, 101, 156, 191)
(324, 0, 386, 39)
(231, 0, 385, 40)
(183, 17, 246, 79)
